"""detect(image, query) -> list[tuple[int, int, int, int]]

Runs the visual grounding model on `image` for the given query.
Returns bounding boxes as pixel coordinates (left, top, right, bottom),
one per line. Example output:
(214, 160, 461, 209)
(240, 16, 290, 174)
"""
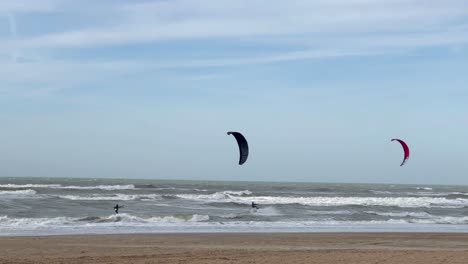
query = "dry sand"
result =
(1, 233, 468, 263)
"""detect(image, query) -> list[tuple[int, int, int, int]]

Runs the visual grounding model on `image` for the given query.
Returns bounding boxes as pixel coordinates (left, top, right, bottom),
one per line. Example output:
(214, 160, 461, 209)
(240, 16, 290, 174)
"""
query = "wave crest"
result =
(59, 193, 161, 201)
(175, 190, 252, 201)
(0, 213, 209, 227)
(0, 184, 135, 190)
(176, 194, 468, 208)
(0, 189, 37, 196)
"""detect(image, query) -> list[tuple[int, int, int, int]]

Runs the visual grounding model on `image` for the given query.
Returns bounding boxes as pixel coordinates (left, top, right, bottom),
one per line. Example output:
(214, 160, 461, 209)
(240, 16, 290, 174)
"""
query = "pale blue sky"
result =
(1, 0, 468, 184)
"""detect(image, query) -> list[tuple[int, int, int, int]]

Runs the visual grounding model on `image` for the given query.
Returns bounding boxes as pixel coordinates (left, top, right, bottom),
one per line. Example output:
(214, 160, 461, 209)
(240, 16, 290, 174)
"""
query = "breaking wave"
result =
(0, 189, 37, 198)
(79, 213, 210, 223)
(371, 190, 468, 198)
(364, 211, 468, 224)
(408, 216, 468, 225)
(175, 190, 252, 201)
(0, 213, 209, 229)
(176, 194, 468, 208)
(0, 184, 61, 188)
(223, 190, 252, 196)
(56, 185, 136, 190)
(415, 187, 433, 191)
(1, 214, 467, 234)
(366, 211, 432, 218)
(218, 207, 282, 219)
(58, 193, 161, 201)
(0, 184, 135, 190)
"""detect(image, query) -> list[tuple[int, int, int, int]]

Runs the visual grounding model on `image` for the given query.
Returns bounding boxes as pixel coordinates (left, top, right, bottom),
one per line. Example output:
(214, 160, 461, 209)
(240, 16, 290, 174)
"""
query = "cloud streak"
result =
(2, 0, 468, 49)
(0, 0, 467, 94)
(6, 13, 18, 62)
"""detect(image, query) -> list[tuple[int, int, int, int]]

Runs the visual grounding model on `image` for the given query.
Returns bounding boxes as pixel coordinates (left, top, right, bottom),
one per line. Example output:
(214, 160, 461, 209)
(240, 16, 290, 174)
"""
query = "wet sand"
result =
(1, 233, 468, 263)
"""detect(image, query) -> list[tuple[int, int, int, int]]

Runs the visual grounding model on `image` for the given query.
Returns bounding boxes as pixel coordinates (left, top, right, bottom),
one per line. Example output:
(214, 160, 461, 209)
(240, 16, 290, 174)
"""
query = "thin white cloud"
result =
(2, 0, 468, 49)
(0, 49, 361, 83)
(1, 0, 468, 95)
(6, 13, 18, 62)
(6, 14, 16, 36)
(0, 47, 380, 95)
(158, 49, 382, 69)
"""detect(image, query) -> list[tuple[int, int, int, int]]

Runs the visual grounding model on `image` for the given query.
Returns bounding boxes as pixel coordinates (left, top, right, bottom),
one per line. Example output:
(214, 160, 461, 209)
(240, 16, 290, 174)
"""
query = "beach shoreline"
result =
(2, 232, 468, 263)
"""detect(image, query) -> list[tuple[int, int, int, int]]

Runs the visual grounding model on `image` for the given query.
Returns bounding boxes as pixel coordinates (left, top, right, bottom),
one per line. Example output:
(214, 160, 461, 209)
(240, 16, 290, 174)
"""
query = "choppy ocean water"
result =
(1, 177, 468, 236)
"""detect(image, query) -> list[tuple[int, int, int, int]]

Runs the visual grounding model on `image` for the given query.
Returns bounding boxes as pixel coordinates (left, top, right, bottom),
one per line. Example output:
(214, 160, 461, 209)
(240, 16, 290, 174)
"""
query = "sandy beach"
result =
(0, 233, 467, 263)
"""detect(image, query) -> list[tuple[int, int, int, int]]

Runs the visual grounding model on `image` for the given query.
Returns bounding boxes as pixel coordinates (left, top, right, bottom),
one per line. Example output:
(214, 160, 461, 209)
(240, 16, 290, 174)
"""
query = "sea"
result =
(1, 177, 468, 236)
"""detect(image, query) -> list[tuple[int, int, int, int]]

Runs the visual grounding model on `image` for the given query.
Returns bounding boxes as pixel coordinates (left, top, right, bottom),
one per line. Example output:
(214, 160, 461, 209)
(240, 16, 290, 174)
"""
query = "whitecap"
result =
(177, 194, 468, 208)
(58, 193, 161, 201)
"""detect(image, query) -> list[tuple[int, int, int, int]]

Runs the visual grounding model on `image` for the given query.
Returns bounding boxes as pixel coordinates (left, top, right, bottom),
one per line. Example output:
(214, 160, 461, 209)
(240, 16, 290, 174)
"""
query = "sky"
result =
(0, 0, 468, 185)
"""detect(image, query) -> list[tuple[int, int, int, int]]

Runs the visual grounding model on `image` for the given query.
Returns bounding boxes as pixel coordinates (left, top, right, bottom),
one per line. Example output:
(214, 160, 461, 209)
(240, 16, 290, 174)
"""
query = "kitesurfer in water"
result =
(251, 202, 259, 209)
(114, 204, 122, 214)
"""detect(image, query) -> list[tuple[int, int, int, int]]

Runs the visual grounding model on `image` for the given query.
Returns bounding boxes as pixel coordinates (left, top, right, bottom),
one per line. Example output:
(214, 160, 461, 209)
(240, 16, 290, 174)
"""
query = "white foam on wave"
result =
(0, 184, 61, 188)
(406, 191, 468, 197)
(366, 211, 432, 218)
(175, 190, 252, 201)
(224, 190, 252, 196)
(58, 193, 161, 201)
(451, 192, 468, 196)
(409, 216, 468, 225)
(0, 189, 37, 196)
(415, 187, 433, 191)
(218, 207, 282, 219)
(2, 214, 468, 237)
(0, 213, 209, 229)
(254, 206, 282, 216)
(0, 184, 135, 190)
(93, 213, 209, 223)
(176, 194, 468, 208)
(371, 190, 394, 195)
(299, 217, 468, 225)
(308, 210, 354, 215)
(153, 187, 209, 192)
(1, 214, 466, 227)
(371, 190, 459, 197)
(410, 192, 451, 197)
(0, 215, 74, 227)
(57, 185, 136, 190)
(219, 213, 239, 219)
(149, 214, 210, 223)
